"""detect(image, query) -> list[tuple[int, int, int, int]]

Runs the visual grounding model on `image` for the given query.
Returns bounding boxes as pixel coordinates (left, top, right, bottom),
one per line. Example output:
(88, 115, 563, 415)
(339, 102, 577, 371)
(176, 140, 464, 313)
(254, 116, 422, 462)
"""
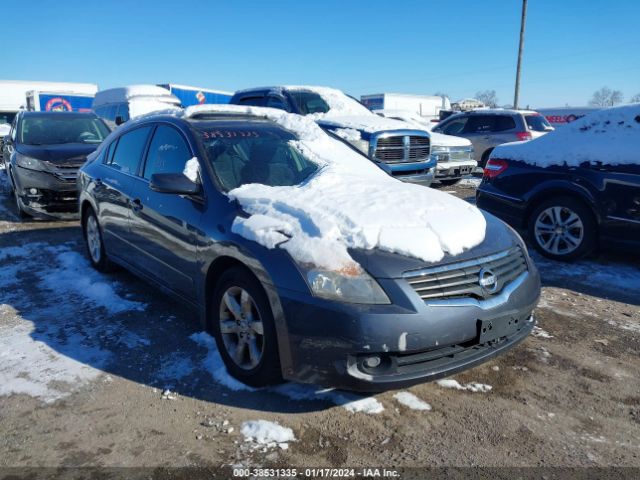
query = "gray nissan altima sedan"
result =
(78, 107, 541, 392)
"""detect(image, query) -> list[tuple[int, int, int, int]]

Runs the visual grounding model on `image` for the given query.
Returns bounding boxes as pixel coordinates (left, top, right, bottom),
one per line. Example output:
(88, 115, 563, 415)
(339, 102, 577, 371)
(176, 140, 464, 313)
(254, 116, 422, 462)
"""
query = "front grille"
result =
(373, 134, 430, 164)
(404, 247, 527, 301)
(52, 164, 82, 183)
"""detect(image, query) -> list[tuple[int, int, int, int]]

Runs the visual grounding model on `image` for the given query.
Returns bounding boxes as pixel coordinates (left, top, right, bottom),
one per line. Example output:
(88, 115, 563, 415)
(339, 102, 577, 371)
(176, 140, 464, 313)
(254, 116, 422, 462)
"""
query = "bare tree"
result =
(589, 87, 624, 107)
(630, 93, 640, 103)
(475, 90, 499, 108)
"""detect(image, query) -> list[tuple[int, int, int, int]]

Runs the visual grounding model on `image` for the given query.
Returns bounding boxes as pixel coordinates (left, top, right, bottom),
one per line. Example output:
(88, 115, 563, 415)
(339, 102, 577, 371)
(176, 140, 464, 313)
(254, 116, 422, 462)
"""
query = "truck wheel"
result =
(83, 208, 113, 272)
(528, 197, 596, 262)
(210, 266, 282, 388)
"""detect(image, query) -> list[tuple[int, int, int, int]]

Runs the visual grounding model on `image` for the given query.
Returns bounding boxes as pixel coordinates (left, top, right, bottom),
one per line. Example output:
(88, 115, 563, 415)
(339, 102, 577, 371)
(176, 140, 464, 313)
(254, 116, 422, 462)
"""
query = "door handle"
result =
(131, 198, 143, 212)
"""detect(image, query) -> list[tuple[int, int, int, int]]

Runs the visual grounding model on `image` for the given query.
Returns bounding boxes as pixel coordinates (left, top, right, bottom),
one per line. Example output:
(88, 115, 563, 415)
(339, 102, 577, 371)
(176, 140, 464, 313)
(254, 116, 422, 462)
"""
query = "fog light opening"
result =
(28, 188, 38, 195)
(363, 356, 381, 368)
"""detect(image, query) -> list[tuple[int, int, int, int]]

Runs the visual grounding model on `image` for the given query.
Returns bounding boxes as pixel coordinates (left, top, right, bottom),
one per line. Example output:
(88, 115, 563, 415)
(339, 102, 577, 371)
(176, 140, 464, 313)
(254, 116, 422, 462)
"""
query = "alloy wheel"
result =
(218, 286, 265, 370)
(86, 215, 102, 264)
(534, 206, 584, 256)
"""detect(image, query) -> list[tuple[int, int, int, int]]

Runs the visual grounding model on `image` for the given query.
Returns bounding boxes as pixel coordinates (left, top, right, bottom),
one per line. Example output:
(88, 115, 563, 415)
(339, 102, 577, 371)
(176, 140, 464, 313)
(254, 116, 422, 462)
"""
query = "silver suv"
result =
(432, 109, 553, 167)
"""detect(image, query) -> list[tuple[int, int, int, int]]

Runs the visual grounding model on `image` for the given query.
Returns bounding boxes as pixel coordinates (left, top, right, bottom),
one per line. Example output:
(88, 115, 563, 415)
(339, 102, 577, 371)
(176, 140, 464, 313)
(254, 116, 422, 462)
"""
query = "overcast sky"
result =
(3, 0, 639, 107)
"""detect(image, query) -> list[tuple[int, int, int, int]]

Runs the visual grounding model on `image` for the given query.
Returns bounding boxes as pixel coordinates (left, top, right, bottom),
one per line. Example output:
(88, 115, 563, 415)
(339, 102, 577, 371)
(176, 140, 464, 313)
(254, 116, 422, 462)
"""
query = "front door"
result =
(127, 124, 202, 300)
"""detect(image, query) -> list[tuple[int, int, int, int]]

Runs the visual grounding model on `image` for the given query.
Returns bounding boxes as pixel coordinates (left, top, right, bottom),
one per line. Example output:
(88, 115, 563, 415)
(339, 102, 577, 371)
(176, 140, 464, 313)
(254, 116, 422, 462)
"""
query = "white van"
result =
(92, 85, 181, 128)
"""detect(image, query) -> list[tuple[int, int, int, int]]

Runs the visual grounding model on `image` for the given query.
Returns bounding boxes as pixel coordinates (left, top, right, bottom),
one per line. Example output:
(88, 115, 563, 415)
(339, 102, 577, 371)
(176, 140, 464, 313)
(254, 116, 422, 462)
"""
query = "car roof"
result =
(453, 108, 539, 116)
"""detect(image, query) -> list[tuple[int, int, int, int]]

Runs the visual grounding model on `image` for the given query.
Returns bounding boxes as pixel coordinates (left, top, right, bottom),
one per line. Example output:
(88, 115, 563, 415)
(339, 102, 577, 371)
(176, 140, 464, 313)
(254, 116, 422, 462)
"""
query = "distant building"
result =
(452, 98, 486, 111)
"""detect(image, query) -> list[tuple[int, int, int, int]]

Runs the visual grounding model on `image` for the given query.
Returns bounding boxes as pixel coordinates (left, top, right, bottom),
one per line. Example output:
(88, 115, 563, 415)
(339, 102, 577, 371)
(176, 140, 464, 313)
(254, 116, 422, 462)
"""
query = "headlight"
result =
(346, 138, 370, 157)
(430, 146, 450, 162)
(16, 154, 48, 171)
(306, 268, 390, 304)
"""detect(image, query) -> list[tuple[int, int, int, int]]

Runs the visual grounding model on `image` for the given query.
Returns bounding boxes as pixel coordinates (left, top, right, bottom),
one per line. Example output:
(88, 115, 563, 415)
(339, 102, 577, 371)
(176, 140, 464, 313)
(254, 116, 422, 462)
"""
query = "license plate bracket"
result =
(477, 316, 521, 343)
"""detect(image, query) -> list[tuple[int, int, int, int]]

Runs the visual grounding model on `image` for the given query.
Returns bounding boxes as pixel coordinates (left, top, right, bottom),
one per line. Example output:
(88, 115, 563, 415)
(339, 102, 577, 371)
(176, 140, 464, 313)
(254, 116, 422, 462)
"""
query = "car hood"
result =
(16, 143, 100, 164)
(428, 131, 471, 148)
(351, 211, 520, 279)
(317, 114, 428, 138)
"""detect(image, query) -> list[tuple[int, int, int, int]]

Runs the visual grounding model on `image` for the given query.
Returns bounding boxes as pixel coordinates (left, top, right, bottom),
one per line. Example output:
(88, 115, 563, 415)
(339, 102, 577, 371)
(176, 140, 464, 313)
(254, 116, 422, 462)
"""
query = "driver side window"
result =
(442, 117, 468, 136)
(143, 125, 193, 180)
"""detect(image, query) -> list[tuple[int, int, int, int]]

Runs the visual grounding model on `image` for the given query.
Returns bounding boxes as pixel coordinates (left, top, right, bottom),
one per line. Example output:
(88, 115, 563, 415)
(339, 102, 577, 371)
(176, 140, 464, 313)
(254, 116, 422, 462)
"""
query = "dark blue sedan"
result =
(78, 109, 540, 391)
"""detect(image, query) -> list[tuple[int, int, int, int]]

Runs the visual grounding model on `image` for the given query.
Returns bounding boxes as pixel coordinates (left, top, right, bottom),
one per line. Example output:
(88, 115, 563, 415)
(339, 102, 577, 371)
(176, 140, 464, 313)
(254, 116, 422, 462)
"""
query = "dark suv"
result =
(3, 111, 110, 217)
(78, 107, 540, 391)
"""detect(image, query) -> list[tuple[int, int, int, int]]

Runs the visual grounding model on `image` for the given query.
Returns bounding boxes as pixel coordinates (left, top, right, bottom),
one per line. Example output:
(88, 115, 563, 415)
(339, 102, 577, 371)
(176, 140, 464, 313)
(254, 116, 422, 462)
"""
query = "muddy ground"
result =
(1, 172, 639, 475)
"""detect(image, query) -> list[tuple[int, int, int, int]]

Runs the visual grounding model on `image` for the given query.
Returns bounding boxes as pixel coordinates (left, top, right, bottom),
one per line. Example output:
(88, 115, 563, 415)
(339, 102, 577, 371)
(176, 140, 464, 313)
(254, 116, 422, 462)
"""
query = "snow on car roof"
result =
(181, 104, 487, 271)
(492, 104, 640, 168)
(94, 85, 180, 104)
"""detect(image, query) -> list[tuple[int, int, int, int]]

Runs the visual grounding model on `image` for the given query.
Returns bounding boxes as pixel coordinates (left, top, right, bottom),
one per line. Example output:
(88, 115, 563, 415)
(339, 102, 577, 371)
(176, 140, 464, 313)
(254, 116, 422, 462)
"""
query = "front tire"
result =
(9, 171, 29, 219)
(210, 267, 282, 387)
(528, 197, 596, 261)
(82, 208, 113, 272)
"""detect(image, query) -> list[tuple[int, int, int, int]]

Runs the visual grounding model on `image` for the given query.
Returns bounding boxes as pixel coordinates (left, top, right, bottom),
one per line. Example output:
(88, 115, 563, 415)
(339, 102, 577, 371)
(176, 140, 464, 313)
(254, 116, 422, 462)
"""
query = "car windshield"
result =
(0, 111, 16, 125)
(525, 114, 554, 132)
(200, 125, 319, 191)
(289, 91, 330, 115)
(20, 115, 111, 145)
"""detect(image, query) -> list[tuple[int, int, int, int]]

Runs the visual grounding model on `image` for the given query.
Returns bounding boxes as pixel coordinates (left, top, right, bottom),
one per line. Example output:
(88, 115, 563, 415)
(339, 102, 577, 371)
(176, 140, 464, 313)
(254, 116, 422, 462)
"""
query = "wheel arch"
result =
(202, 254, 293, 377)
(523, 184, 601, 228)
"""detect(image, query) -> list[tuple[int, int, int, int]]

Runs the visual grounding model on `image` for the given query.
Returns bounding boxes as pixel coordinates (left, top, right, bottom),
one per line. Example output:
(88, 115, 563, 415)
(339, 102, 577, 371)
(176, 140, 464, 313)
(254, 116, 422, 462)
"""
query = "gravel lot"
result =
(1, 171, 639, 473)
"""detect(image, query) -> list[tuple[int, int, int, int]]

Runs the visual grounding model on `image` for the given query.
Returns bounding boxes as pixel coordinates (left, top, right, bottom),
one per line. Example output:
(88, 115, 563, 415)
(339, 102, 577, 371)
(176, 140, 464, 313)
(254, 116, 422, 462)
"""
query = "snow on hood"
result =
(428, 131, 471, 148)
(183, 104, 487, 271)
(493, 104, 640, 167)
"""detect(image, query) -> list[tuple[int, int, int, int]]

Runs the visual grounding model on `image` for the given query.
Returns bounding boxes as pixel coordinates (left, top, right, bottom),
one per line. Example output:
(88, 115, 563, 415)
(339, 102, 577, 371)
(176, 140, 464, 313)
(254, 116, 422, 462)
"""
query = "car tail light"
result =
(483, 158, 509, 179)
(516, 131, 532, 141)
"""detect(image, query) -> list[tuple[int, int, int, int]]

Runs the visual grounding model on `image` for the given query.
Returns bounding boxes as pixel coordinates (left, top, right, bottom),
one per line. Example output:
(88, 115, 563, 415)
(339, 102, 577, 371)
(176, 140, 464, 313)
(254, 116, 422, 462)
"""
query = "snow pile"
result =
(492, 104, 640, 167)
(0, 309, 110, 403)
(39, 250, 146, 314)
(436, 379, 492, 393)
(532, 326, 553, 339)
(241, 420, 295, 450)
(393, 391, 432, 411)
(187, 104, 486, 271)
(190, 331, 256, 392)
(183, 157, 200, 182)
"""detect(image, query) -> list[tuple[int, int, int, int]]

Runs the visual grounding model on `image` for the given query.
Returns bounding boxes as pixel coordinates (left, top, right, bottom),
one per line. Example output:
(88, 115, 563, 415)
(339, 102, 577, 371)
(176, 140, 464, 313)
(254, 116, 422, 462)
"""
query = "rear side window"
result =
(493, 115, 516, 132)
(143, 125, 192, 180)
(464, 116, 496, 133)
(107, 126, 152, 175)
(440, 117, 468, 135)
(525, 114, 553, 132)
(237, 96, 266, 107)
(266, 96, 289, 111)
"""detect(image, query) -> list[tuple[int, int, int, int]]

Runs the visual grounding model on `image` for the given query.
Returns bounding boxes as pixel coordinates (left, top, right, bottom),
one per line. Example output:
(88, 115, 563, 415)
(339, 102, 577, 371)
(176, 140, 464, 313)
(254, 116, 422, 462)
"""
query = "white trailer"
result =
(360, 93, 451, 122)
(0, 79, 98, 126)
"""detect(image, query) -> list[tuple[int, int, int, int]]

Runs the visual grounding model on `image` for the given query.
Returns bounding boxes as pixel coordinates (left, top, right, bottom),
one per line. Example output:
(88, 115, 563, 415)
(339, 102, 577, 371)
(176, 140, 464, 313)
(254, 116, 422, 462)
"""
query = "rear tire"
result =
(82, 208, 113, 272)
(527, 196, 596, 262)
(210, 266, 282, 388)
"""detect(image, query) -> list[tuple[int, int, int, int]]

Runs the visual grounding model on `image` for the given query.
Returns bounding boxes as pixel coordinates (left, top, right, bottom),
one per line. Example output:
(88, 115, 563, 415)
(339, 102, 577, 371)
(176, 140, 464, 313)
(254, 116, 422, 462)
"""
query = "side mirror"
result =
(149, 173, 201, 195)
(115, 116, 124, 126)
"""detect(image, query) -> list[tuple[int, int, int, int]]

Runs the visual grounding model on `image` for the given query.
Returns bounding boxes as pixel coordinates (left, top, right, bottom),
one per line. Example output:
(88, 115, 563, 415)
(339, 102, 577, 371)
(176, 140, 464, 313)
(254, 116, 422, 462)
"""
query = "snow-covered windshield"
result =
(289, 91, 330, 115)
(19, 115, 110, 145)
(200, 125, 319, 191)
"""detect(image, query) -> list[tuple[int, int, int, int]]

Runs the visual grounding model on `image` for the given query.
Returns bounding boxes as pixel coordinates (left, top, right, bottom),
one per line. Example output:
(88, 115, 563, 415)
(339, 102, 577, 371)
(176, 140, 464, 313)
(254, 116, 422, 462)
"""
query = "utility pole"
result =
(514, 0, 528, 110)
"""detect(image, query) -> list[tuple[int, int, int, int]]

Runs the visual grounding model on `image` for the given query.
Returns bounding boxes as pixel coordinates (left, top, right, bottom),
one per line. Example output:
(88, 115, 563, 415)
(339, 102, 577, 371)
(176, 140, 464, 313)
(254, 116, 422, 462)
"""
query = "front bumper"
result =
(392, 167, 435, 187)
(12, 165, 79, 216)
(277, 265, 540, 392)
(435, 160, 477, 180)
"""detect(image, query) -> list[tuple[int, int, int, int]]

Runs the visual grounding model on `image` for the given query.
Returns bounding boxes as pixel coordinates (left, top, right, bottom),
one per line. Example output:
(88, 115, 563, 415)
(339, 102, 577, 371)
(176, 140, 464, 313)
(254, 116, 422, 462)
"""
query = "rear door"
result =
(127, 123, 202, 300)
(596, 163, 640, 244)
(462, 115, 497, 158)
(95, 125, 153, 266)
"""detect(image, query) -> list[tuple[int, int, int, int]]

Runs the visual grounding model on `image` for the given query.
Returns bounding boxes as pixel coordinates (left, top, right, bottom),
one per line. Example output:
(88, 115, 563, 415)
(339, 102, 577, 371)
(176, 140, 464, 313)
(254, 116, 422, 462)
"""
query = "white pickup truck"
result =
(375, 109, 477, 185)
